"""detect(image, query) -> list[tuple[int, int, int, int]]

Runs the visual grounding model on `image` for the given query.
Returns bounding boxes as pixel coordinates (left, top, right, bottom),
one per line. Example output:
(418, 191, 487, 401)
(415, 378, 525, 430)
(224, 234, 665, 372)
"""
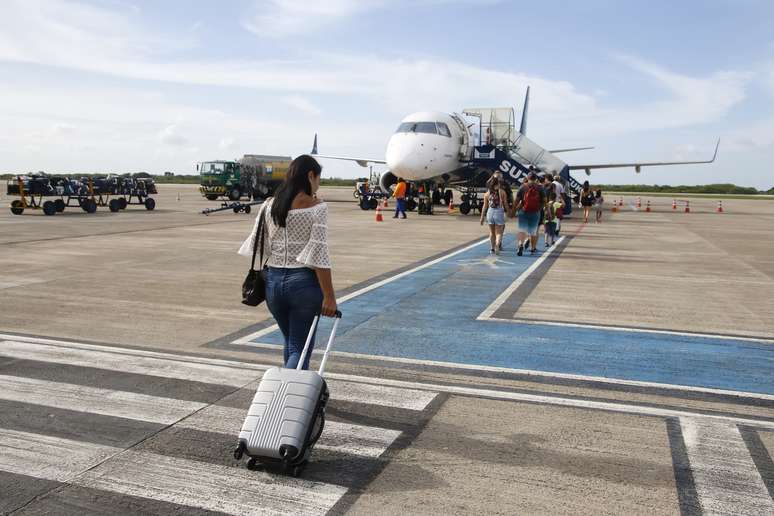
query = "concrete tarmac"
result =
(1, 185, 773, 515)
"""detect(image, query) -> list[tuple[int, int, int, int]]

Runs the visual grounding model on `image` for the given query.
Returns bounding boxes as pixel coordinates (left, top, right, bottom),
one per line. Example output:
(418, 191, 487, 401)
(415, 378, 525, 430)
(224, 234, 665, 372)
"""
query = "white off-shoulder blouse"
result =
(238, 199, 332, 269)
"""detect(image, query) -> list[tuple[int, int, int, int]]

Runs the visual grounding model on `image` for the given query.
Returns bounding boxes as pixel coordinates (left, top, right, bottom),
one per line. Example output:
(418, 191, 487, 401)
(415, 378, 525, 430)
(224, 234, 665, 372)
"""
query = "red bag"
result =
(555, 204, 564, 220)
(522, 185, 541, 212)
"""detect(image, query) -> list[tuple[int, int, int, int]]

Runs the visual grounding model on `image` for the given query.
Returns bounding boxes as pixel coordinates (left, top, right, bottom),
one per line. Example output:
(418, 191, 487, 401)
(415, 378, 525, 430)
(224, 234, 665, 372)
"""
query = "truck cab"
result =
(198, 161, 244, 200)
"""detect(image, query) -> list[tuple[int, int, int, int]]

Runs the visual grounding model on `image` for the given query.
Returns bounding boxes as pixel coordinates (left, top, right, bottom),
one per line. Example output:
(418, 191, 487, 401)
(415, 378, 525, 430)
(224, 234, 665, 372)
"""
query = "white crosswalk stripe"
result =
(71, 451, 347, 516)
(0, 374, 207, 425)
(0, 338, 437, 411)
(0, 336, 435, 515)
(0, 429, 120, 483)
(177, 404, 402, 459)
(681, 417, 774, 515)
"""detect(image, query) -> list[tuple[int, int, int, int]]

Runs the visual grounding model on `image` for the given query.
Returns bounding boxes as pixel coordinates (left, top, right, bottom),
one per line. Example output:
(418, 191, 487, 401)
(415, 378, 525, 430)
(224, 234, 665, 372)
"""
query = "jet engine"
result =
(380, 171, 398, 193)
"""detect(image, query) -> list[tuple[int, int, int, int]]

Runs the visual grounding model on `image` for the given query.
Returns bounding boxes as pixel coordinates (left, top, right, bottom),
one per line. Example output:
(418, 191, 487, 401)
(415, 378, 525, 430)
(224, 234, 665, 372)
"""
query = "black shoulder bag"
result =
(241, 204, 268, 306)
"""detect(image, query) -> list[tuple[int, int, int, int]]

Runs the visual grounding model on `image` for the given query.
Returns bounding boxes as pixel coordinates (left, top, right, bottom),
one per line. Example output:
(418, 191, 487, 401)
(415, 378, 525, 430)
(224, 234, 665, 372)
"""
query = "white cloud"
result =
(157, 124, 189, 146)
(281, 96, 322, 116)
(219, 137, 236, 150)
(242, 0, 386, 38)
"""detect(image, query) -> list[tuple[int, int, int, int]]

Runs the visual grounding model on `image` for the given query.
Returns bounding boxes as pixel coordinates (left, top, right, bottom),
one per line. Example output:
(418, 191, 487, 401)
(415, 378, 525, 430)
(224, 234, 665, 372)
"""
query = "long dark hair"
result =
(271, 154, 322, 227)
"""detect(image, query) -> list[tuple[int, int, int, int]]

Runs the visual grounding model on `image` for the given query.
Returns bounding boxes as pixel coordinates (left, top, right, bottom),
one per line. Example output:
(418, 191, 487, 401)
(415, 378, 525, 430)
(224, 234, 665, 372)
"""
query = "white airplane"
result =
(311, 87, 719, 213)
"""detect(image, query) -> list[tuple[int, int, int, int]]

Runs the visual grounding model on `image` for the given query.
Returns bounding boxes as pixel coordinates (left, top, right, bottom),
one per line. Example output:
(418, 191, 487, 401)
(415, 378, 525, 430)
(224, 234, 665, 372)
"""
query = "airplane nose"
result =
(386, 136, 421, 178)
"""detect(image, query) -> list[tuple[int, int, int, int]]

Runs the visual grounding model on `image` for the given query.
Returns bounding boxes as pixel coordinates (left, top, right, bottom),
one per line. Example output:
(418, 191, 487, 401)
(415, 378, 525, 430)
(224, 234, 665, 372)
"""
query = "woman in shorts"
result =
(480, 175, 508, 254)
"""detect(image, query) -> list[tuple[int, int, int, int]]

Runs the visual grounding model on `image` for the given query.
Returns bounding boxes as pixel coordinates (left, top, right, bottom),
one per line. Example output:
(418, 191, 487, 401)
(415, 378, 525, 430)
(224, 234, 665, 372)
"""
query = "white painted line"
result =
(0, 339, 261, 388)
(0, 374, 206, 425)
(327, 379, 437, 411)
(681, 417, 774, 514)
(478, 317, 774, 345)
(478, 236, 565, 319)
(0, 333, 271, 372)
(177, 405, 401, 459)
(232, 238, 490, 344)
(323, 373, 774, 429)
(71, 451, 348, 516)
(0, 428, 120, 482)
(233, 343, 774, 403)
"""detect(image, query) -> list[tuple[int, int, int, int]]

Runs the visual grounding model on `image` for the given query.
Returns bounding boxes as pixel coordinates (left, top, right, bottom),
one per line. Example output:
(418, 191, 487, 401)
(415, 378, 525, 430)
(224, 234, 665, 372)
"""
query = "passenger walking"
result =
(513, 172, 545, 256)
(393, 177, 407, 219)
(480, 175, 508, 254)
(238, 155, 337, 370)
(580, 181, 594, 223)
(544, 191, 561, 247)
(594, 189, 604, 223)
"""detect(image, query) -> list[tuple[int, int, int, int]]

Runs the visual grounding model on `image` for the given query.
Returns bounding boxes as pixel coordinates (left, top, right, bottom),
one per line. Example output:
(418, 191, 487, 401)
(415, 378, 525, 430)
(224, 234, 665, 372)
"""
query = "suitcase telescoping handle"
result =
(296, 311, 342, 376)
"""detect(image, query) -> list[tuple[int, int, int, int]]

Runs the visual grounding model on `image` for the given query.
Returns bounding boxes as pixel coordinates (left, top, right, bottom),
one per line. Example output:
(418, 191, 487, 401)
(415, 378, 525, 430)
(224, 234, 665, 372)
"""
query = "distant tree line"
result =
(593, 183, 772, 195)
(1, 173, 771, 194)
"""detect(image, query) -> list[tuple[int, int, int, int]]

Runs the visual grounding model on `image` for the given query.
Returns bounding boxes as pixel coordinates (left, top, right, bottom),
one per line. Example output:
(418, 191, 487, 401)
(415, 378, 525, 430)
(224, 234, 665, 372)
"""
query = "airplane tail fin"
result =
(519, 86, 530, 135)
(311, 134, 318, 155)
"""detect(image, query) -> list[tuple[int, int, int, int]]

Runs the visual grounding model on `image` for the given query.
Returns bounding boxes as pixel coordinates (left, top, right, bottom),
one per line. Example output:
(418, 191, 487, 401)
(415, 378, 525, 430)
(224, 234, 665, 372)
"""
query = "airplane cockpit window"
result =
(436, 122, 452, 137)
(395, 122, 440, 135)
(413, 122, 438, 134)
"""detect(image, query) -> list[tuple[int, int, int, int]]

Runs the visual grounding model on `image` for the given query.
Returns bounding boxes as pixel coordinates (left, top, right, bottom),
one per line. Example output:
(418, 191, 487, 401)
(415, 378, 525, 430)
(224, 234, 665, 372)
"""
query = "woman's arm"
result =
(314, 268, 337, 317)
(479, 193, 489, 225)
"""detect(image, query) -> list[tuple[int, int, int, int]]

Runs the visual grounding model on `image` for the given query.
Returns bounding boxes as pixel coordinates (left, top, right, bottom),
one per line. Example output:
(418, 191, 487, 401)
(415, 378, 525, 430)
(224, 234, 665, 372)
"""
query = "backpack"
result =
(522, 185, 541, 212)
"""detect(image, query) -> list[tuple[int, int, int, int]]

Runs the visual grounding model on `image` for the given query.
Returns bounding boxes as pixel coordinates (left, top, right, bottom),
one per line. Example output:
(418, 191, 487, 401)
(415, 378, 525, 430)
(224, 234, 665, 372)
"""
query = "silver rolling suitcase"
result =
(233, 311, 341, 477)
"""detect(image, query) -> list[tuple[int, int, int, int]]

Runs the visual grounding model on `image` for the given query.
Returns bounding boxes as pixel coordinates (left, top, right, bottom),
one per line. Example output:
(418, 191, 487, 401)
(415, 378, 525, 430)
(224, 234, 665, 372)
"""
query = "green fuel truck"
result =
(198, 154, 291, 201)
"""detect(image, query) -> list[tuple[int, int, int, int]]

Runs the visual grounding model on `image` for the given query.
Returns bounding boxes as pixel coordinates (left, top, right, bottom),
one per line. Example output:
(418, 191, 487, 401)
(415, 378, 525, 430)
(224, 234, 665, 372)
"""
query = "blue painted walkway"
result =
(250, 235, 774, 395)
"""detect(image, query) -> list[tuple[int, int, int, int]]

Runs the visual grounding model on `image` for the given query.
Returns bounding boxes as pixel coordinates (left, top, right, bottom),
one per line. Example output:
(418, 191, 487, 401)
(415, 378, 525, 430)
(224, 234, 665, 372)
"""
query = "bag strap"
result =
(250, 203, 267, 271)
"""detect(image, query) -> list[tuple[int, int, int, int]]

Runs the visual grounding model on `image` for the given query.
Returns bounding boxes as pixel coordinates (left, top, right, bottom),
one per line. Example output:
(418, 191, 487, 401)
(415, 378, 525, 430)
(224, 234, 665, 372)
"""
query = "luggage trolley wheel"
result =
(10, 200, 24, 215)
(43, 201, 57, 216)
(144, 198, 156, 211)
(233, 205, 241, 214)
(109, 199, 121, 212)
(54, 199, 66, 212)
(82, 199, 98, 214)
(243, 204, 251, 214)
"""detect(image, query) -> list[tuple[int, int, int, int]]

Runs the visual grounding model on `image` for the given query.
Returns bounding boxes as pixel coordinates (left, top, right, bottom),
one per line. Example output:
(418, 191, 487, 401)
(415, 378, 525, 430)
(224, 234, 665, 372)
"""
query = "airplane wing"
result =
(569, 140, 719, 175)
(549, 146, 594, 153)
(310, 134, 386, 167)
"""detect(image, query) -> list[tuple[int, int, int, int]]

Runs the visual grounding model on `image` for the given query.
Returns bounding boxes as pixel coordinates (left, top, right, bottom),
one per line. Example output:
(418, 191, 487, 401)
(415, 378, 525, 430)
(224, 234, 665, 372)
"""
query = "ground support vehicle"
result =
(199, 155, 290, 201)
(7, 173, 157, 216)
(201, 200, 263, 216)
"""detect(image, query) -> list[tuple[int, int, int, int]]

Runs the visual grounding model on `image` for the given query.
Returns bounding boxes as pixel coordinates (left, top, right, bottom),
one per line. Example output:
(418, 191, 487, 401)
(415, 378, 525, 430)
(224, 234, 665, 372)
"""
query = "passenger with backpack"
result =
(579, 181, 595, 223)
(512, 171, 546, 256)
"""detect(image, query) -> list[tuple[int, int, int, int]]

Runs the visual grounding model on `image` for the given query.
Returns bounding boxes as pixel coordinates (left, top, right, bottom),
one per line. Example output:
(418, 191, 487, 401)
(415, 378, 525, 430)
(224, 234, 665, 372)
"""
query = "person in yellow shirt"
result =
(393, 178, 407, 219)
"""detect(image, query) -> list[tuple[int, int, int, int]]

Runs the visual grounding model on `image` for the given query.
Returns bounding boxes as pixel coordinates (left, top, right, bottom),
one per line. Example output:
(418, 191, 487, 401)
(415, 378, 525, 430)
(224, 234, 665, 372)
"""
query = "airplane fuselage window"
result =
(395, 122, 440, 135)
(436, 122, 452, 137)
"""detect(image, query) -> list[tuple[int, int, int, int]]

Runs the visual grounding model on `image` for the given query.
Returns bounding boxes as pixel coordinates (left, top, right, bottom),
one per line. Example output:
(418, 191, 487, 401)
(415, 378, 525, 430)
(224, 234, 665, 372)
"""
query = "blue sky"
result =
(1, 0, 773, 188)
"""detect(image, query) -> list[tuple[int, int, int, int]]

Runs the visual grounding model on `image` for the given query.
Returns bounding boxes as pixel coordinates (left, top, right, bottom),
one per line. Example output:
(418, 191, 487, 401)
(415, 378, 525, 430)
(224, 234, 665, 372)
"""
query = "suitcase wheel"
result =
(233, 442, 245, 461)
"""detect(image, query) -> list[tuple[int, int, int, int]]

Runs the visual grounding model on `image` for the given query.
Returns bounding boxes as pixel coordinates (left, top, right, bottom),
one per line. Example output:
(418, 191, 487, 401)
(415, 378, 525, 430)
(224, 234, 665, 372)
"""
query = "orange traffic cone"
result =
(375, 204, 383, 222)
(684, 201, 690, 213)
(383, 198, 388, 208)
(645, 200, 651, 212)
(611, 204, 618, 213)
(619, 197, 624, 207)
(636, 197, 641, 209)
(447, 199, 454, 213)
(672, 199, 677, 210)
(716, 200, 723, 213)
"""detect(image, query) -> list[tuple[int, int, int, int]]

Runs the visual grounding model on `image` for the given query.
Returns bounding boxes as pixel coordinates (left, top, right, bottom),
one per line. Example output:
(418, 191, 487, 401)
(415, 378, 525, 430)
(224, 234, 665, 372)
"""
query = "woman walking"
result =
(580, 180, 594, 223)
(480, 175, 508, 254)
(238, 155, 337, 370)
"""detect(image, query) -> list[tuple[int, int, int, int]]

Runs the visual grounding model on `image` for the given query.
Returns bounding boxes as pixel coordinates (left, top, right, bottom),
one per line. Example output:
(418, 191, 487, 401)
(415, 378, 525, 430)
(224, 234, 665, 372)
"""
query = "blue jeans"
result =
(265, 267, 323, 370)
(394, 198, 406, 217)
